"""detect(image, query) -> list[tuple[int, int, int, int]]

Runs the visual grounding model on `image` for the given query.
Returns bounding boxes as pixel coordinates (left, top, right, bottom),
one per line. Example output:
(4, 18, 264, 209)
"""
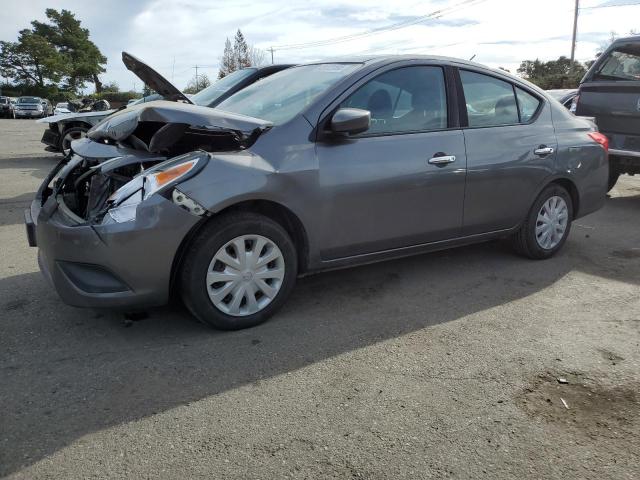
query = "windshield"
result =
(19, 97, 40, 104)
(216, 63, 361, 125)
(594, 45, 640, 81)
(56, 102, 68, 108)
(0, 98, 7, 104)
(191, 68, 258, 107)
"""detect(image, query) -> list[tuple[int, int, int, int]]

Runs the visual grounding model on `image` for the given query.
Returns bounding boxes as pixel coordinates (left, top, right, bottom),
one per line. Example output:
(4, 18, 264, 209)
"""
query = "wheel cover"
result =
(535, 195, 569, 250)
(206, 234, 285, 317)
(61, 130, 86, 156)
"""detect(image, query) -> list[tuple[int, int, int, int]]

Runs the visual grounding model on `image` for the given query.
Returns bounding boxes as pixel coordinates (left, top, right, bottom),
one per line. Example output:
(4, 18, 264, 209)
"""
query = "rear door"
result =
(459, 69, 557, 234)
(576, 41, 640, 153)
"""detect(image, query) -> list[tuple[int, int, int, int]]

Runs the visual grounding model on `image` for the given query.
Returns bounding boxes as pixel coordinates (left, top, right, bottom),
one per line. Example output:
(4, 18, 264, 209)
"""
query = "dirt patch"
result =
(610, 248, 640, 259)
(516, 372, 640, 440)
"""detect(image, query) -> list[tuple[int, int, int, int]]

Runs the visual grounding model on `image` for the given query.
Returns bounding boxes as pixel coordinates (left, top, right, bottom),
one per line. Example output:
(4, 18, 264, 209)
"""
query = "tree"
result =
(184, 73, 211, 94)
(248, 45, 266, 67)
(517, 56, 586, 89)
(218, 30, 265, 78)
(101, 81, 119, 93)
(0, 29, 65, 87)
(31, 9, 107, 93)
(233, 29, 251, 70)
(218, 38, 236, 79)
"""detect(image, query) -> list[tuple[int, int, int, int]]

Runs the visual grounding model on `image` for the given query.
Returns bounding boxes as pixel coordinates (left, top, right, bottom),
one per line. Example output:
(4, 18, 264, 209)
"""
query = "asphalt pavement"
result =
(0, 119, 638, 479)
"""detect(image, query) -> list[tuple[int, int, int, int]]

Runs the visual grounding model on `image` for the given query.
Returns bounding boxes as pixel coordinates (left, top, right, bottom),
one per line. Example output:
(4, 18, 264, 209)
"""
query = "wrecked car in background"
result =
(26, 55, 608, 332)
(37, 52, 293, 157)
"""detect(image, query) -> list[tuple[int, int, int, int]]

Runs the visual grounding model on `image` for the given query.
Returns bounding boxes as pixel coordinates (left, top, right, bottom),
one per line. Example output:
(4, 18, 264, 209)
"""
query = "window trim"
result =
(317, 62, 459, 140)
(455, 67, 544, 129)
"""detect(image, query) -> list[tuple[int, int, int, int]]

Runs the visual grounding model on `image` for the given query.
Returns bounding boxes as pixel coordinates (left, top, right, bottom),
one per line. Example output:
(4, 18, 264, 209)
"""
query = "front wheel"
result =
(180, 212, 298, 330)
(59, 126, 88, 157)
(512, 184, 573, 259)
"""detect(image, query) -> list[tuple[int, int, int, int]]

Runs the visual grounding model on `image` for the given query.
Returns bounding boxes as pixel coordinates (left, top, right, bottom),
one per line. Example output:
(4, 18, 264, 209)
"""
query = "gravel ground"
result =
(0, 119, 638, 479)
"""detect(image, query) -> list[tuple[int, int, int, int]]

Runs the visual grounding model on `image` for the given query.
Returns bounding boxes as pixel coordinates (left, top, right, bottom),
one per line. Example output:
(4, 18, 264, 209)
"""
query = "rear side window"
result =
(594, 46, 640, 81)
(340, 66, 448, 135)
(460, 70, 518, 127)
(515, 87, 541, 122)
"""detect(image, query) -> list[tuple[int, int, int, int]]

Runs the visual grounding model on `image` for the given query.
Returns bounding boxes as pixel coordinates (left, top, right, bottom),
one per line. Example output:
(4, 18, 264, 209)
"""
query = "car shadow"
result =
(1, 196, 639, 477)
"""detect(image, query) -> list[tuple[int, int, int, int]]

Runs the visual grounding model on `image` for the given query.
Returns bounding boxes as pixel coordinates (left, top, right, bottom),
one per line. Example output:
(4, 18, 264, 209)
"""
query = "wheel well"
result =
(219, 200, 310, 272)
(170, 200, 310, 295)
(551, 178, 580, 218)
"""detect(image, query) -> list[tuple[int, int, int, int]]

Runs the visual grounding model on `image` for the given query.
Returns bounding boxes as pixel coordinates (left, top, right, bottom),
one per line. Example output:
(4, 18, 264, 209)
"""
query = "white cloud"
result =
(3, 0, 640, 91)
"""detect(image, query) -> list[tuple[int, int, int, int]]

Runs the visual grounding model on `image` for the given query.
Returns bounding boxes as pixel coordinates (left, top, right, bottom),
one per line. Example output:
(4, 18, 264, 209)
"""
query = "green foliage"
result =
(101, 81, 119, 93)
(0, 8, 106, 95)
(0, 30, 66, 86)
(184, 73, 211, 94)
(517, 56, 587, 89)
(218, 38, 235, 79)
(31, 9, 107, 93)
(90, 90, 139, 106)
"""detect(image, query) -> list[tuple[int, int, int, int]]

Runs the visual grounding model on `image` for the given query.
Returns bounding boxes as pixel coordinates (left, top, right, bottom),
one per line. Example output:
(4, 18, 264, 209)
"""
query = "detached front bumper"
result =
(27, 194, 201, 309)
(41, 128, 60, 149)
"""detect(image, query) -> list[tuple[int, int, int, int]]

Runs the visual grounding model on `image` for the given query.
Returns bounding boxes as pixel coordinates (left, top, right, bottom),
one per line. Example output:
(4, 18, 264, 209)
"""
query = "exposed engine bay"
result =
(39, 101, 272, 224)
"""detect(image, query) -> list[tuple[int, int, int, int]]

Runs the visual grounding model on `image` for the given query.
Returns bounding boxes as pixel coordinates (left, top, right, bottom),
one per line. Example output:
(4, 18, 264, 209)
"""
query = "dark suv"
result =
(0, 96, 14, 118)
(573, 36, 640, 190)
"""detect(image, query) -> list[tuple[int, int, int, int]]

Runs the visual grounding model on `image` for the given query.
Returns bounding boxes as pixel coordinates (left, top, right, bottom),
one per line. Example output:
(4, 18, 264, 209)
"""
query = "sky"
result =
(2, 0, 639, 93)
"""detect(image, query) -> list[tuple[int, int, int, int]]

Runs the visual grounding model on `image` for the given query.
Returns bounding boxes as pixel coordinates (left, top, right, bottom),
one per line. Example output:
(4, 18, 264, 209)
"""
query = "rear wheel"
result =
(512, 184, 573, 259)
(180, 212, 298, 330)
(59, 126, 88, 157)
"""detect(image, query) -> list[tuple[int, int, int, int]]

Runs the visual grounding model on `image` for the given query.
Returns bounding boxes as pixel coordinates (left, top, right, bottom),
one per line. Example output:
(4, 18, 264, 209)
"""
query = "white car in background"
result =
(53, 102, 71, 115)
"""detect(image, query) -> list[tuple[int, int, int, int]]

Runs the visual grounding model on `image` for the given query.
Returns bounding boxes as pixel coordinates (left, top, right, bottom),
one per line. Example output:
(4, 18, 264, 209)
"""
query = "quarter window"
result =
(515, 87, 541, 122)
(340, 66, 447, 135)
(460, 70, 518, 127)
(594, 46, 640, 81)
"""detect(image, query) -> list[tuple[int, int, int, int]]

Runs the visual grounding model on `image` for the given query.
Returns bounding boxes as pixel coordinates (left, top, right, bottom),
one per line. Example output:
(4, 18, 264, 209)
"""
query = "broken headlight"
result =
(105, 152, 208, 223)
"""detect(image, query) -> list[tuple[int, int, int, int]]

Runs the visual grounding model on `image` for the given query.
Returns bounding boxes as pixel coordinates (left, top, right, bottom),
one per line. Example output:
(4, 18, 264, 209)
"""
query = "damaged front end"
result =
(37, 101, 272, 225)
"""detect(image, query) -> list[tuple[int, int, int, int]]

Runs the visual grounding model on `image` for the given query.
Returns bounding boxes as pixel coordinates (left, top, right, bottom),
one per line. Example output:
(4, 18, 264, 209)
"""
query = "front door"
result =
(316, 65, 467, 260)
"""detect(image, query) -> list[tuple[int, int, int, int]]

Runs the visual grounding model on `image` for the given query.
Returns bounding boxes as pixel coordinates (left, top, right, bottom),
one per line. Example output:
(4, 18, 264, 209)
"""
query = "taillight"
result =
(588, 132, 609, 152)
(570, 94, 579, 113)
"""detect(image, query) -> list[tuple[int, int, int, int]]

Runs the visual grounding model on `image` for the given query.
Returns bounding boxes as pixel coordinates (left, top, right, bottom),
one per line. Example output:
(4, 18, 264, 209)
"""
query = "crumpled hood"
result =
(36, 110, 115, 124)
(87, 100, 272, 146)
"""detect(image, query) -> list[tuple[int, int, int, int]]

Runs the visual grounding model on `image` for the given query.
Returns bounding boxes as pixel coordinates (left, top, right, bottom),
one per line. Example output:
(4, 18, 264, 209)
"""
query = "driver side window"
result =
(340, 66, 448, 135)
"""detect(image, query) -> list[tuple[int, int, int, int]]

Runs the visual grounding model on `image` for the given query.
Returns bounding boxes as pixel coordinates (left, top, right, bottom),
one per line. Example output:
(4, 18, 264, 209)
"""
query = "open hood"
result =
(122, 51, 192, 104)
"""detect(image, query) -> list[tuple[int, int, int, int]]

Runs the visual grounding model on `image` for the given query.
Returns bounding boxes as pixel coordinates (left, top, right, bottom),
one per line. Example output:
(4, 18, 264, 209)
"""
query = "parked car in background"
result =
(14, 96, 48, 118)
(0, 96, 15, 118)
(53, 102, 71, 115)
(546, 89, 577, 109)
(26, 55, 608, 330)
(37, 52, 293, 157)
(573, 35, 640, 190)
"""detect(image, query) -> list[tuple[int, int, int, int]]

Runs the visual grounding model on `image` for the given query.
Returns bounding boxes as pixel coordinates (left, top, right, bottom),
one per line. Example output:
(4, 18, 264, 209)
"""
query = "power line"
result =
(269, 0, 488, 52)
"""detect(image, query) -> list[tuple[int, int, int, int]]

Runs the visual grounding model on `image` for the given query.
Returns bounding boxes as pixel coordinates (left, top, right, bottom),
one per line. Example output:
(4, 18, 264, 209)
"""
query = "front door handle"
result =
(534, 145, 554, 156)
(428, 154, 456, 165)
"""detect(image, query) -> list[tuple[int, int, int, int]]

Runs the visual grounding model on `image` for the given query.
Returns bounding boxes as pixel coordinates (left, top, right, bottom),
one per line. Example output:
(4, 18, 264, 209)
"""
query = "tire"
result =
(179, 212, 298, 330)
(512, 184, 573, 259)
(607, 170, 620, 192)
(58, 126, 88, 157)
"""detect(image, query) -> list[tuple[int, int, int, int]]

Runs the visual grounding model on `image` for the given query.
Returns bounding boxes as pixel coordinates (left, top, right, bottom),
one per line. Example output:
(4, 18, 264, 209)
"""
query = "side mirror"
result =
(330, 108, 370, 135)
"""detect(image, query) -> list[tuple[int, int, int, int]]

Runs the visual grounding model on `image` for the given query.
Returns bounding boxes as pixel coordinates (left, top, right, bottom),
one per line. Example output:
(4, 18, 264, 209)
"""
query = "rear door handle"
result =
(428, 155, 456, 165)
(534, 146, 554, 156)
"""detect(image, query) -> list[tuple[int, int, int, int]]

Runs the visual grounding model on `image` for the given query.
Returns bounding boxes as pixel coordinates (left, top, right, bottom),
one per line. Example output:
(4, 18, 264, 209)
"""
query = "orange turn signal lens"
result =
(152, 160, 197, 188)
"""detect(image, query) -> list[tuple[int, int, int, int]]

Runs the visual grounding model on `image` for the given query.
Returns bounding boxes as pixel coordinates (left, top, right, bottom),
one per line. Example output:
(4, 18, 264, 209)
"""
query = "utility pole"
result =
(268, 47, 274, 64)
(194, 65, 199, 90)
(570, 0, 579, 65)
